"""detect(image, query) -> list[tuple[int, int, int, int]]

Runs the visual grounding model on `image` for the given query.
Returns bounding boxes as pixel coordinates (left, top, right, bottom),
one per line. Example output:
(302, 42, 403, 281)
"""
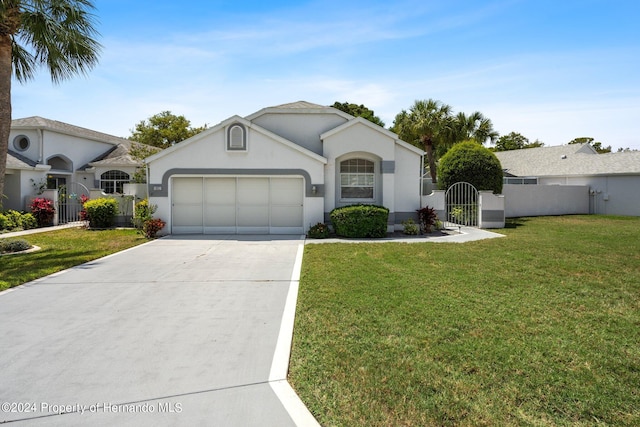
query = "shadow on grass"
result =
(504, 217, 531, 229)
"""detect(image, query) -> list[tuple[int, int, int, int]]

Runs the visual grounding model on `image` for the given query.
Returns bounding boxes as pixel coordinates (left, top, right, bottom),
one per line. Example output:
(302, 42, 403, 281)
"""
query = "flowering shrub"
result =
(30, 198, 55, 227)
(79, 195, 90, 221)
(142, 218, 165, 239)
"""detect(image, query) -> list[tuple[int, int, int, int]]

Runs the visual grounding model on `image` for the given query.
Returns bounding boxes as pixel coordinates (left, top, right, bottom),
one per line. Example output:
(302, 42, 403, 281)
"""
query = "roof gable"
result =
(321, 117, 424, 156)
(145, 115, 327, 164)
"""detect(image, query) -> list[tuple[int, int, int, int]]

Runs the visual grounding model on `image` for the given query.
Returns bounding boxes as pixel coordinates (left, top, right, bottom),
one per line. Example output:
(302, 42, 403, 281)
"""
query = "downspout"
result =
(38, 128, 44, 163)
(145, 160, 150, 199)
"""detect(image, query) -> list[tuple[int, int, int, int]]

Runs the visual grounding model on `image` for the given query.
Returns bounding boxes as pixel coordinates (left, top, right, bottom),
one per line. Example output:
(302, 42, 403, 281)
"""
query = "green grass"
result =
(290, 216, 640, 426)
(0, 228, 147, 291)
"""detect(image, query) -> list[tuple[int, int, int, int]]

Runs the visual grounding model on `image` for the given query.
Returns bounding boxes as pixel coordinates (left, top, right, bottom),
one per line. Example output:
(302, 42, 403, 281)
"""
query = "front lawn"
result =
(290, 215, 640, 426)
(0, 228, 147, 291)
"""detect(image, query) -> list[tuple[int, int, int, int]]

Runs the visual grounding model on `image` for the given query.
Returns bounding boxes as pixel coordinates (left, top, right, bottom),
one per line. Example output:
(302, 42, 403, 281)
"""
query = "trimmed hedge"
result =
(0, 211, 38, 231)
(438, 140, 503, 194)
(83, 198, 119, 228)
(330, 204, 389, 238)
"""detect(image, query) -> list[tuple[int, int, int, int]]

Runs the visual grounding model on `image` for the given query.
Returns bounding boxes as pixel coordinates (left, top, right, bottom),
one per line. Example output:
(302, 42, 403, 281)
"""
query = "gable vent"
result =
(227, 123, 247, 151)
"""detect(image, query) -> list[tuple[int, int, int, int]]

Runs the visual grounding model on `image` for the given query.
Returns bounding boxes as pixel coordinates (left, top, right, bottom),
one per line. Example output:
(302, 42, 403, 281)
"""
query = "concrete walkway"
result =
(305, 226, 505, 244)
(0, 235, 318, 426)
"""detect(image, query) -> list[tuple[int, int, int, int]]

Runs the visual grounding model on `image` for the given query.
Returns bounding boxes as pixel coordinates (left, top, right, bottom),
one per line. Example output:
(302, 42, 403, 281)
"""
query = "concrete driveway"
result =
(0, 235, 317, 426)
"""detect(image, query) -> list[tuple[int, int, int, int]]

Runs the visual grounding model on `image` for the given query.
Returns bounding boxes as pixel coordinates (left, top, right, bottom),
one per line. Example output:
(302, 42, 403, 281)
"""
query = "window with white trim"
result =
(340, 158, 375, 199)
(100, 170, 130, 194)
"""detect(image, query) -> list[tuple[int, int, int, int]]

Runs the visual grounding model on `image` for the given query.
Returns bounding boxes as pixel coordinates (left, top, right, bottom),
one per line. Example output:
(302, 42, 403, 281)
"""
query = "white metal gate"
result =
(444, 182, 479, 228)
(58, 182, 90, 224)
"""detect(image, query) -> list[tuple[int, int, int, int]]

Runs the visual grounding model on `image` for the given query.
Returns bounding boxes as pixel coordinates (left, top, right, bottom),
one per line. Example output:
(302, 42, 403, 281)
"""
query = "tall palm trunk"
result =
(422, 135, 437, 183)
(0, 33, 12, 205)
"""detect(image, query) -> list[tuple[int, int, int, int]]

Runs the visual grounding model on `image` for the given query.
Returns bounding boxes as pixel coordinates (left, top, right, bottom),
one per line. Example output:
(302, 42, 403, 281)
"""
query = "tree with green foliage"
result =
(568, 137, 611, 153)
(438, 140, 503, 194)
(129, 111, 208, 149)
(0, 0, 101, 205)
(451, 111, 498, 147)
(331, 102, 385, 127)
(494, 132, 545, 151)
(391, 99, 455, 183)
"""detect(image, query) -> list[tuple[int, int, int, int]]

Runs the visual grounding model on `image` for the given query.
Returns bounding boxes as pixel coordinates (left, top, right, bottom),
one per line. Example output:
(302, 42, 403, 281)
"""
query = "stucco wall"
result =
(147, 125, 326, 233)
(542, 175, 640, 216)
(394, 143, 423, 215)
(42, 131, 113, 172)
(251, 113, 347, 155)
(502, 184, 589, 217)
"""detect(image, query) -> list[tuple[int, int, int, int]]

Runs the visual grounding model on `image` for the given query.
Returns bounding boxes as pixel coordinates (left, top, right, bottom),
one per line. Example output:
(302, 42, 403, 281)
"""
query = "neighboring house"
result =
(146, 101, 425, 235)
(4, 117, 153, 211)
(495, 143, 640, 217)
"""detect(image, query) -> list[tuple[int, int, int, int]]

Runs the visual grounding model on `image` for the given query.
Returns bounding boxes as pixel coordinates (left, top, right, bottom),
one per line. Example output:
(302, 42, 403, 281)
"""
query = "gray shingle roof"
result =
(495, 144, 640, 177)
(271, 101, 328, 109)
(6, 150, 38, 169)
(11, 116, 132, 147)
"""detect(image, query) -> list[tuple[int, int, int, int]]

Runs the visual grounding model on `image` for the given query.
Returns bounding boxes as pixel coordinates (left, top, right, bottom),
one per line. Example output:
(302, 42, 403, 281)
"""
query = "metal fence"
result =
(444, 182, 479, 228)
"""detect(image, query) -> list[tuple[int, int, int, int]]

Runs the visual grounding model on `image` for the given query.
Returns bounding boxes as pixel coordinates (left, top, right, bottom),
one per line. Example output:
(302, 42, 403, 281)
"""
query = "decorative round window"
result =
(13, 135, 30, 151)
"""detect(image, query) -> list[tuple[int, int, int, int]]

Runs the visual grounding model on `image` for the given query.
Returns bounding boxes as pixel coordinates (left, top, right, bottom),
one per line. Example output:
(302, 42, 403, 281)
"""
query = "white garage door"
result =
(172, 177, 304, 234)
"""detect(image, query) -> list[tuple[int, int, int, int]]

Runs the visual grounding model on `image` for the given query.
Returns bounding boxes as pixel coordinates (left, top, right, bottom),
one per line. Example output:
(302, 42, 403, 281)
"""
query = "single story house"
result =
(146, 101, 425, 235)
(495, 143, 640, 217)
(4, 116, 153, 211)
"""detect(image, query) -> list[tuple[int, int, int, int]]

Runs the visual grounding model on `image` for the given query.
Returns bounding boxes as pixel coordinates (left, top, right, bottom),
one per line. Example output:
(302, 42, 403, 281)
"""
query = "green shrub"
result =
(308, 222, 330, 239)
(83, 198, 119, 228)
(402, 218, 419, 235)
(20, 213, 38, 230)
(132, 199, 157, 230)
(330, 205, 389, 238)
(0, 239, 32, 253)
(0, 210, 38, 231)
(438, 140, 503, 194)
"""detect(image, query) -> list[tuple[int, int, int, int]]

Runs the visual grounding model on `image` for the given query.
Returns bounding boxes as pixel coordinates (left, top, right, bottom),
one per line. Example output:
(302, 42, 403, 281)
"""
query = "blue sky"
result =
(11, 0, 640, 150)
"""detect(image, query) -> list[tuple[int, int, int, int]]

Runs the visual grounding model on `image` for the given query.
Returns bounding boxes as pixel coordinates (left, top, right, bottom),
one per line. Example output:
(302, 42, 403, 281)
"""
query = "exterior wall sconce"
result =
(312, 185, 317, 194)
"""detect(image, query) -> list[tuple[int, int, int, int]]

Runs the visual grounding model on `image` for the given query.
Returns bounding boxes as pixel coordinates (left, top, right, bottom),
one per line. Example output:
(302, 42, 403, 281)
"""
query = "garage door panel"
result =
(204, 206, 236, 226)
(172, 176, 304, 235)
(271, 178, 303, 204)
(271, 206, 303, 227)
(173, 178, 203, 203)
(204, 178, 236, 204)
(238, 205, 270, 227)
(238, 178, 269, 204)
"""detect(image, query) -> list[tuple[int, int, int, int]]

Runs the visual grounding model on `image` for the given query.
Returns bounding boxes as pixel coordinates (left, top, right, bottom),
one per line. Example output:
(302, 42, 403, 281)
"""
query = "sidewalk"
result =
(305, 226, 505, 244)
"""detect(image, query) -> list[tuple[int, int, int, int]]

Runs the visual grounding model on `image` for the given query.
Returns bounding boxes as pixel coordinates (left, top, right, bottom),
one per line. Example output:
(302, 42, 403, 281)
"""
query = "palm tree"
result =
(0, 0, 101, 204)
(452, 111, 499, 146)
(392, 99, 454, 183)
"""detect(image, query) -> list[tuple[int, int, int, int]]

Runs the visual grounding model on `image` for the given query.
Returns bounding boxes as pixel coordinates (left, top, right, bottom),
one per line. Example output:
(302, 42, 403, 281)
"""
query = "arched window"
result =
(340, 158, 375, 200)
(100, 170, 130, 194)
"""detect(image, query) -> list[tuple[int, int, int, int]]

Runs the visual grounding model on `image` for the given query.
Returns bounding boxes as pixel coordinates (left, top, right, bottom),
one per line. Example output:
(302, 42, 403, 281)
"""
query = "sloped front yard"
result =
(290, 216, 640, 426)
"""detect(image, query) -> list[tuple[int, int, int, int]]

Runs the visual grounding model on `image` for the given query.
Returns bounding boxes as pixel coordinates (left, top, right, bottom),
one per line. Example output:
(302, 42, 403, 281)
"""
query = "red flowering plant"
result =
(79, 195, 90, 221)
(30, 197, 55, 227)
